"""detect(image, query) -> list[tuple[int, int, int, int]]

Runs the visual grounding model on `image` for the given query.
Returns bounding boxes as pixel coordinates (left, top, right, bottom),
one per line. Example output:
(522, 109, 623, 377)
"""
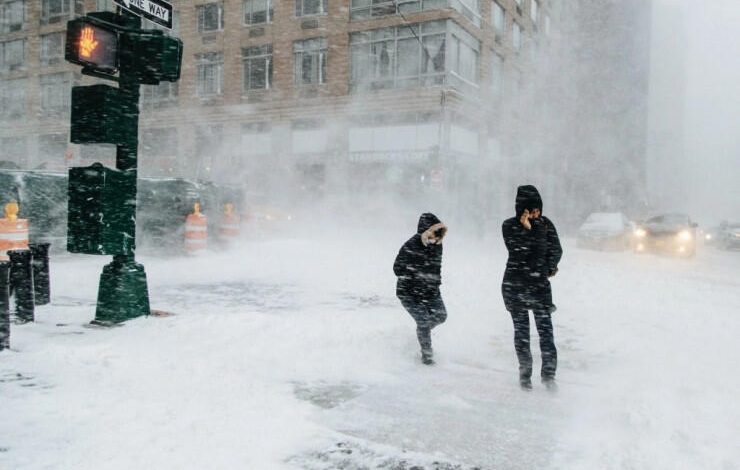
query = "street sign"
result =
(113, 0, 173, 30)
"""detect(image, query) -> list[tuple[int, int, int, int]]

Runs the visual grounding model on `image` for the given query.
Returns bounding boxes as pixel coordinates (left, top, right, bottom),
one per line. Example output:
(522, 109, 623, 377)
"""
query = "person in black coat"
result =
(394, 213, 448, 365)
(502, 185, 562, 390)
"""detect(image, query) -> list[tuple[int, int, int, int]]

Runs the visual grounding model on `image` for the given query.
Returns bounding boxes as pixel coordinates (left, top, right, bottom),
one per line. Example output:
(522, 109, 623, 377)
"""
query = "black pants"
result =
(508, 309, 557, 380)
(399, 293, 447, 352)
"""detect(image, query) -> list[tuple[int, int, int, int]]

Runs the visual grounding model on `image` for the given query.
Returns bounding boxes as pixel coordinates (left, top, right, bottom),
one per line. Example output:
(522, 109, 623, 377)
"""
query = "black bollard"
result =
(30, 243, 51, 306)
(0, 261, 10, 351)
(8, 250, 34, 323)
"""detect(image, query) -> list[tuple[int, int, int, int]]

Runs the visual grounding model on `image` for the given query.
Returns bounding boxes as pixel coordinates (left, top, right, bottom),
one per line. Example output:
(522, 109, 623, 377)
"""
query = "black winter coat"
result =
(502, 186, 563, 312)
(394, 213, 446, 301)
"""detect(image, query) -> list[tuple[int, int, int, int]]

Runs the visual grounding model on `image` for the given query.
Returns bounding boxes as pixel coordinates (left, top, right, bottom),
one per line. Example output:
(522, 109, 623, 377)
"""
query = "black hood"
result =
(515, 185, 543, 217)
(417, 213, 442, 234)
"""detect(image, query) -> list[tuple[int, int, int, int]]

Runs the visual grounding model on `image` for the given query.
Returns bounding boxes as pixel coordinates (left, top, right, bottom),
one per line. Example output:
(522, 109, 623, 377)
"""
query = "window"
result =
(1, 0, 25, 33)
(40, 33, 64, 66)
(450, 0, 480, 26)
(512, 21, 521, 51)
(38, 133, 68, 160)
(448, 24, 479, 86)
(491, 1, 504, 33)
(530, 0, 538, 23)
(196, 52, 224, 97)
(0, 78, 25, 118)
(141, 81, 179, 108)
(350, 0, 445, 21)
(244, 0, 271, 24)
(295, 0, 327, 17)
(41, 0, 81, 24)
(96, 0, 115, 11)
(0, 39, 25, 72)
(39, 72, 71, 116)
(243, 44, 272, 92)
(293, 38, 327, 85)
(490, 51, 503, 98)
(197, 2, 223, 33)
(350, 21, 446, 91)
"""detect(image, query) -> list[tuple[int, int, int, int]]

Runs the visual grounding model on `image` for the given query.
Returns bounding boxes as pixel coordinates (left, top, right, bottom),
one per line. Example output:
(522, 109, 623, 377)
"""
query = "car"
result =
(577, 212, 634, 250)
(701, 225, 721, 246)
(716, 222, 740, 250)
(633, 213, 698, 257)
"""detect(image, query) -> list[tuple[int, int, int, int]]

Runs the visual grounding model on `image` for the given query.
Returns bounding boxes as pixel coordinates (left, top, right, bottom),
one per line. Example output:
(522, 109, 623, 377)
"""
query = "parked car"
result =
(633, 213, 698, 257)
(577, 212, 634, 250)
(716, 222, 740, 250)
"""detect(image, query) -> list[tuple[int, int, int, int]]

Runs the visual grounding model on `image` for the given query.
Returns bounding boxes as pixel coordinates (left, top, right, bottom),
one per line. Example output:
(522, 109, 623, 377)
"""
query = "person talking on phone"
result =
(502, 185, 562, 390)
(394, 213, 448, 365)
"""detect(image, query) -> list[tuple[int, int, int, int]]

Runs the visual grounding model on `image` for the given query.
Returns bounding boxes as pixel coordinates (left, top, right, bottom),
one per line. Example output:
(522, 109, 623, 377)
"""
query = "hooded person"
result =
(501, 185, 562, 390)
(394, 213, 448, 365)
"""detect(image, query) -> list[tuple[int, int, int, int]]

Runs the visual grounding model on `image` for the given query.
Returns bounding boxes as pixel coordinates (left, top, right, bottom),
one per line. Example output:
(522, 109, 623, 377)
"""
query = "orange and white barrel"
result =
(219, 203, 241, 243)
(184, 203, 208, 254)
(0, 201, 29, 262)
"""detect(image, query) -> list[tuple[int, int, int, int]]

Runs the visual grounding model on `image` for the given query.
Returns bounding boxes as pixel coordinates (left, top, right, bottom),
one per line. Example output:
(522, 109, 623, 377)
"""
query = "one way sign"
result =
(113, 0, 174, 30)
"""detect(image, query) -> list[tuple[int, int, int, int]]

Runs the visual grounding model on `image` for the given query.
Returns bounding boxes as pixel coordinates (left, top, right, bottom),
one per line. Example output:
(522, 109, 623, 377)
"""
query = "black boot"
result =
(542, 376, 558, 392)
(519, 375, 533, 391)
(421, 348, 435, 365)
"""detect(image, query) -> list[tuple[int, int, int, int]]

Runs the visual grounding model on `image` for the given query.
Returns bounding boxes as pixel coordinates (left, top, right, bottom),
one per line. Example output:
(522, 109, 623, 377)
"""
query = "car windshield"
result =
(582, 213, 624, 229)
(646, 214, 688, 225)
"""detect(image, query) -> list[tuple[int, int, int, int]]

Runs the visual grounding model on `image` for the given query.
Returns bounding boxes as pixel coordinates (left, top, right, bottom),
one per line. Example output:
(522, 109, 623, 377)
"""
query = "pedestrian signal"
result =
(66, 17, 119, 73)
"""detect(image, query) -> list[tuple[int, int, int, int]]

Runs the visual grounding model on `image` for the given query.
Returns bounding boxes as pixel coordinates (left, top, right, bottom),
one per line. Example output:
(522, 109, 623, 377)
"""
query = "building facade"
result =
(1, 0, 561, 221)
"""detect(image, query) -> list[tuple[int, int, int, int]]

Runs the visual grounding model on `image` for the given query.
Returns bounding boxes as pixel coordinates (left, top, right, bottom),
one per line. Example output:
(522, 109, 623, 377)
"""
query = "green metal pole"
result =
(93, 10, 150, 324)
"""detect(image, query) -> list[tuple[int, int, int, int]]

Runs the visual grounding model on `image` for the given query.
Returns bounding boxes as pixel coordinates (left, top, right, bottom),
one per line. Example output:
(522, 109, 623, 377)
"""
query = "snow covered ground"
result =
(2, 229, 739, 469)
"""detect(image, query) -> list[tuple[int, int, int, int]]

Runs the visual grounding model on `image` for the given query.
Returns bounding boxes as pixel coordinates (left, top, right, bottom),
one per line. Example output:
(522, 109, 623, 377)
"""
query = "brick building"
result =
(1, 0, 561, 219)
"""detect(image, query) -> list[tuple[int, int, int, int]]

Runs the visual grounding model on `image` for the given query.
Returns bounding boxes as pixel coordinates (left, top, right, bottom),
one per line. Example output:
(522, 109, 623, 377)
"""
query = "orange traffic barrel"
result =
(0, 201, 29, 262)
(219, 203, 241, 242)
(184, 203, 207, 254)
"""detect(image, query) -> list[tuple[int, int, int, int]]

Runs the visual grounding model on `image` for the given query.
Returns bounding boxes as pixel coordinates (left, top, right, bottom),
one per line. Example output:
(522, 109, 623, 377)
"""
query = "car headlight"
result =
(678, 230, 692, 242)
(634, 228, 647, 238)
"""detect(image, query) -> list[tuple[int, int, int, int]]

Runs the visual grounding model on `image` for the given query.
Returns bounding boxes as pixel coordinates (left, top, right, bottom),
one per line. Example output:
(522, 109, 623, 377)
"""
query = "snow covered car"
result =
(716, 222, 740, 250)
(633, 214, 698, 257)
(576, 212, 633, 250)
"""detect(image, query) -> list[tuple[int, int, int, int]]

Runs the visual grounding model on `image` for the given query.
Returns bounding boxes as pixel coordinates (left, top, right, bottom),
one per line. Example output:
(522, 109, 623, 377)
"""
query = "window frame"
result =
(244, 0, 272, 25)
(0, 38, 26, 72)
(295, 0, 327, 17)
(512, 20, 521, 51)
(195, 52, 224, 97)
(242, 44, 273, 92)
(197, 2, 224, 33)
(40, 0, 72, 25)
(491, 1, 504, 33)
(293, 37, 328, 86)
(1, 0, 26, 33)
(349, 21, 450, 92)
(40, 32, 64, 67)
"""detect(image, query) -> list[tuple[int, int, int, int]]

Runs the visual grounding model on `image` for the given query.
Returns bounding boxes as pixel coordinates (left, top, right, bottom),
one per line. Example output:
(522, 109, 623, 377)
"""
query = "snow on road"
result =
(1, 232, 739, 469)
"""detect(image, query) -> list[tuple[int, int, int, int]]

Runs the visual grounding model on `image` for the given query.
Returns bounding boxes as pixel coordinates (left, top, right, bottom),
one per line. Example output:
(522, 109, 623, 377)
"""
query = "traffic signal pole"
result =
(64, 8, 181, 324)
(94, 10, 151, 325)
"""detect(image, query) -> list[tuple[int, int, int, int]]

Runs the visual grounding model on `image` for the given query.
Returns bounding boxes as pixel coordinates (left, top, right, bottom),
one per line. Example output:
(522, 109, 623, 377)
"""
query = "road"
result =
(1, 234, 738, 469)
